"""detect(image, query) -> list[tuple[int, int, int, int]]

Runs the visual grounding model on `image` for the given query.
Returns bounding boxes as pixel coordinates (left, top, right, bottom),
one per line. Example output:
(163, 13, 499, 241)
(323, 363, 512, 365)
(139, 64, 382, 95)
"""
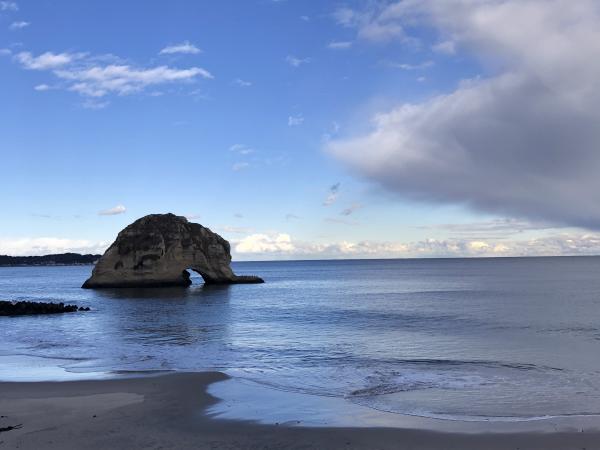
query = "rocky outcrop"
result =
(0, 301, 90, 316)
(82, 214, 263, 288)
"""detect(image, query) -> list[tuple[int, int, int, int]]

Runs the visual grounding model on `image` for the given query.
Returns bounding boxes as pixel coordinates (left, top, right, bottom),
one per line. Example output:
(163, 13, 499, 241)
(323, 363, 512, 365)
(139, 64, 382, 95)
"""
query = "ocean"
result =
(2, 257, 600, 421)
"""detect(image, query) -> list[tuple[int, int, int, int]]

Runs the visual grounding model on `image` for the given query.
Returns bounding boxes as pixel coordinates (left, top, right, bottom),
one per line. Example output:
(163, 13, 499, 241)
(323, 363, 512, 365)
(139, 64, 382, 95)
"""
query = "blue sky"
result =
(2, 0, 600, 259)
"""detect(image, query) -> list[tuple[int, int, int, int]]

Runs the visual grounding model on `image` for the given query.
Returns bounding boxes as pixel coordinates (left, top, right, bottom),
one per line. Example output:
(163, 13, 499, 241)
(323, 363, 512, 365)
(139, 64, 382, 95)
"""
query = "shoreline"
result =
(2, 372, 600, 449)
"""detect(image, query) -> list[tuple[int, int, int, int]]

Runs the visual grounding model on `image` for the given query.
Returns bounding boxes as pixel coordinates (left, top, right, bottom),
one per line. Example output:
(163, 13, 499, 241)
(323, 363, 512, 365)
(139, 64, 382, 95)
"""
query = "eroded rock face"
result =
(82, 214, 263, 288)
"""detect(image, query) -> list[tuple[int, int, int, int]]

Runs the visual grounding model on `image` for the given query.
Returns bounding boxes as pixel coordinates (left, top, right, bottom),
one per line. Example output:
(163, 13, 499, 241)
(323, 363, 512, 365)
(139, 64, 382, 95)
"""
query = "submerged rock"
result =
(0, 301, 89, 316)
(82, 213, 264, 288)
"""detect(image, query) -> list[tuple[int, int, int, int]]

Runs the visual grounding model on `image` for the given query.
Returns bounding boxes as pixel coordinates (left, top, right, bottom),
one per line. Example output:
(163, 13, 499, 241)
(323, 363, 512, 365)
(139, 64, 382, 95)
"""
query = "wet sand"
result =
(1, 372, 599, 449)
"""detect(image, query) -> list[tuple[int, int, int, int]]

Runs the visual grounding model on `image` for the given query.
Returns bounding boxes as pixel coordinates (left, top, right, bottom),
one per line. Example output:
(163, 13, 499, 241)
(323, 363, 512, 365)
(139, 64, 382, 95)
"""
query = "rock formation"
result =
(82, 214, 263, 288)
(0, 301, 90, 316)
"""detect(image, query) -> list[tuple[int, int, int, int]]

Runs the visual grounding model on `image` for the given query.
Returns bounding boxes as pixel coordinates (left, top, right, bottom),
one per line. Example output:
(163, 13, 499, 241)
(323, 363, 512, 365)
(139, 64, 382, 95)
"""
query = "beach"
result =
(1, 371, 600, 450)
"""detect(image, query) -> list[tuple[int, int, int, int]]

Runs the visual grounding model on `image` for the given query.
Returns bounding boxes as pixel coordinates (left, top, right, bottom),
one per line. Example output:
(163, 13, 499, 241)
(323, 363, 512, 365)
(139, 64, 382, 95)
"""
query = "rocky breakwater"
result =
(0, 301, 90, 316)
(82, 213, 264, 288)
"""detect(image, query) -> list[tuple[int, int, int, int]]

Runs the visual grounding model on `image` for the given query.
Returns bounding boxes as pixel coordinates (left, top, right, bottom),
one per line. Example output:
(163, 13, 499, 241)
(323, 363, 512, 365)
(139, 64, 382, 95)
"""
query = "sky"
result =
(2, 0, 600, 260)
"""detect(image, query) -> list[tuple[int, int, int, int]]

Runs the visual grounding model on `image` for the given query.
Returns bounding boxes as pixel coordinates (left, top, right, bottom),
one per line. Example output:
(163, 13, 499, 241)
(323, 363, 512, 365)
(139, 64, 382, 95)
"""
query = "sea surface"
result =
(2, 257, 600, 421)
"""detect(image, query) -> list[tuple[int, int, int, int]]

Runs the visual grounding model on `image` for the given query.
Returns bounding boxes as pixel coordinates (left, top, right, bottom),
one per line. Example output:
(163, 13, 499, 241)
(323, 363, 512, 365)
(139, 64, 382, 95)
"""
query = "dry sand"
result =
(1, 372, 599, 449)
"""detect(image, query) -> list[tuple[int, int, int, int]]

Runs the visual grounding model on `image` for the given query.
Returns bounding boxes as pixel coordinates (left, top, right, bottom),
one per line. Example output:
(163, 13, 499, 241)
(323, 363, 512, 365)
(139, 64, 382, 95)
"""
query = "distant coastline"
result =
(0, 253, 101, 267)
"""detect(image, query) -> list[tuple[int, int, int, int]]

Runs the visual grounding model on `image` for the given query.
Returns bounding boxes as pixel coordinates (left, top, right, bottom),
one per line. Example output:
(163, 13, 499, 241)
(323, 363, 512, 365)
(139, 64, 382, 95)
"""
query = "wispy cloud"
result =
(229, 143, 254, 155)
(232, 162, 249, 171)
(13, 49, 213, 104)
(325, 217, 358, 226)
(233, 78, 252, 87)
(419, 219, 559, 239)
(327, 41, 353, 50)
(16, 51, 81, 70)
(82, 99, 110, 110)
(9, 20, 29, 30)
(333, 5, 405, 43)
(58, 64, 213, 97)
(159, 41, 201, 55)
(285, 213, 300, 221)
(33, 83, 50, 91)
(285, 55, 310, 67)
(98, 204, 126, 216)
(384, 60, 434, 70)
(288, 114, 304, 126)
(0, 1, 18, 11)
(341, 203, 362, 216)
(323, 182, 341, 206)
(432, 40, 456, 55)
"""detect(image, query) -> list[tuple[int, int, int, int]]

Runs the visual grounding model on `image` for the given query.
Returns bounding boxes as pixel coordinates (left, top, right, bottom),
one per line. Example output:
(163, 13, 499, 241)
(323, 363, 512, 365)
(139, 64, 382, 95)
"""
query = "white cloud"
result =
(0, 1, 18, 11)
(82, 99, 110, 110)
(329, 0, 600, 229)
(235, 233, 295, 253)
(34, 83, 50, 91)
(432, 40, 456, 55)
(233, 78, 252, 87)
(12, 50, 213, 103)
(0, 237, 108, 257)
(0, 48, 11, 56)
(384, 60, 434, 70)
(232, 231, 600, 260)
(288, 114, 304, 126)
(58, 64, 213, 97)
(229, 144, 254, 155)
(285, 55, 310, 67)
(333, 5, 405, 42)
(232, 162, 249, 171)
(98, 204, 126, 216)
(16, 51, 79, 70)
(327, 41, 353, 50)
(159, 41, 201, 55)
(9, 21, 29, 30)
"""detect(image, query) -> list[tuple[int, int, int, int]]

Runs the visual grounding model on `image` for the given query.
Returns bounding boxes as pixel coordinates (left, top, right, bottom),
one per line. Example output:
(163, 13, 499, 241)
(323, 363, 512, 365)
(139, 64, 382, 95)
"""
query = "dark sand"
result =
(1, 372, 600, 449)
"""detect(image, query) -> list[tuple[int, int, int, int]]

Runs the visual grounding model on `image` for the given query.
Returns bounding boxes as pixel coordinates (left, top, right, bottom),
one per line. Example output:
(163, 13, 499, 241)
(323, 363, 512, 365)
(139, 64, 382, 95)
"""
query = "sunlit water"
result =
(2, 257, 600, 420)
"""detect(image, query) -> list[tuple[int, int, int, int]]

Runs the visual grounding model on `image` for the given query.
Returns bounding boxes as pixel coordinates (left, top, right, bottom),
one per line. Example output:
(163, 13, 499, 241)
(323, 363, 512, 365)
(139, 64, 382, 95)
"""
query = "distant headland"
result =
(0, 253, 101, 267)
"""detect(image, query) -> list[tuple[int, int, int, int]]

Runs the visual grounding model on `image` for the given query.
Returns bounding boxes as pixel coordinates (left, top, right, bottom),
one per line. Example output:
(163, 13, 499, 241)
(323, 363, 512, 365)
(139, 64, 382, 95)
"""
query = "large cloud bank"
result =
(232, 231, 600, 260)
(328, 0, 600, 228)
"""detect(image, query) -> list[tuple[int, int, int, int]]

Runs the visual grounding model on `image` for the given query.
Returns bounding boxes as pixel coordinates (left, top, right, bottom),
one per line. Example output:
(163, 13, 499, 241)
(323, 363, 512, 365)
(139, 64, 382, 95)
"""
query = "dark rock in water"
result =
(82, 213, 264, 288)
(0, 301, 89, 316)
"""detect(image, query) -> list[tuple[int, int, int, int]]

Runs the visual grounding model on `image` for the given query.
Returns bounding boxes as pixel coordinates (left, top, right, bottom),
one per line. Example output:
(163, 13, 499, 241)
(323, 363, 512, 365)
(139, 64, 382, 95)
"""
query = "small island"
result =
(82, 213, 264, 288)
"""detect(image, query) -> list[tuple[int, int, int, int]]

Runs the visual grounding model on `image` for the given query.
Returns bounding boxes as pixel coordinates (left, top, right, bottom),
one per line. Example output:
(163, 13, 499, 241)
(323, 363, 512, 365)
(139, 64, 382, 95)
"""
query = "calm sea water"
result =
(2, 257, 600, 420)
